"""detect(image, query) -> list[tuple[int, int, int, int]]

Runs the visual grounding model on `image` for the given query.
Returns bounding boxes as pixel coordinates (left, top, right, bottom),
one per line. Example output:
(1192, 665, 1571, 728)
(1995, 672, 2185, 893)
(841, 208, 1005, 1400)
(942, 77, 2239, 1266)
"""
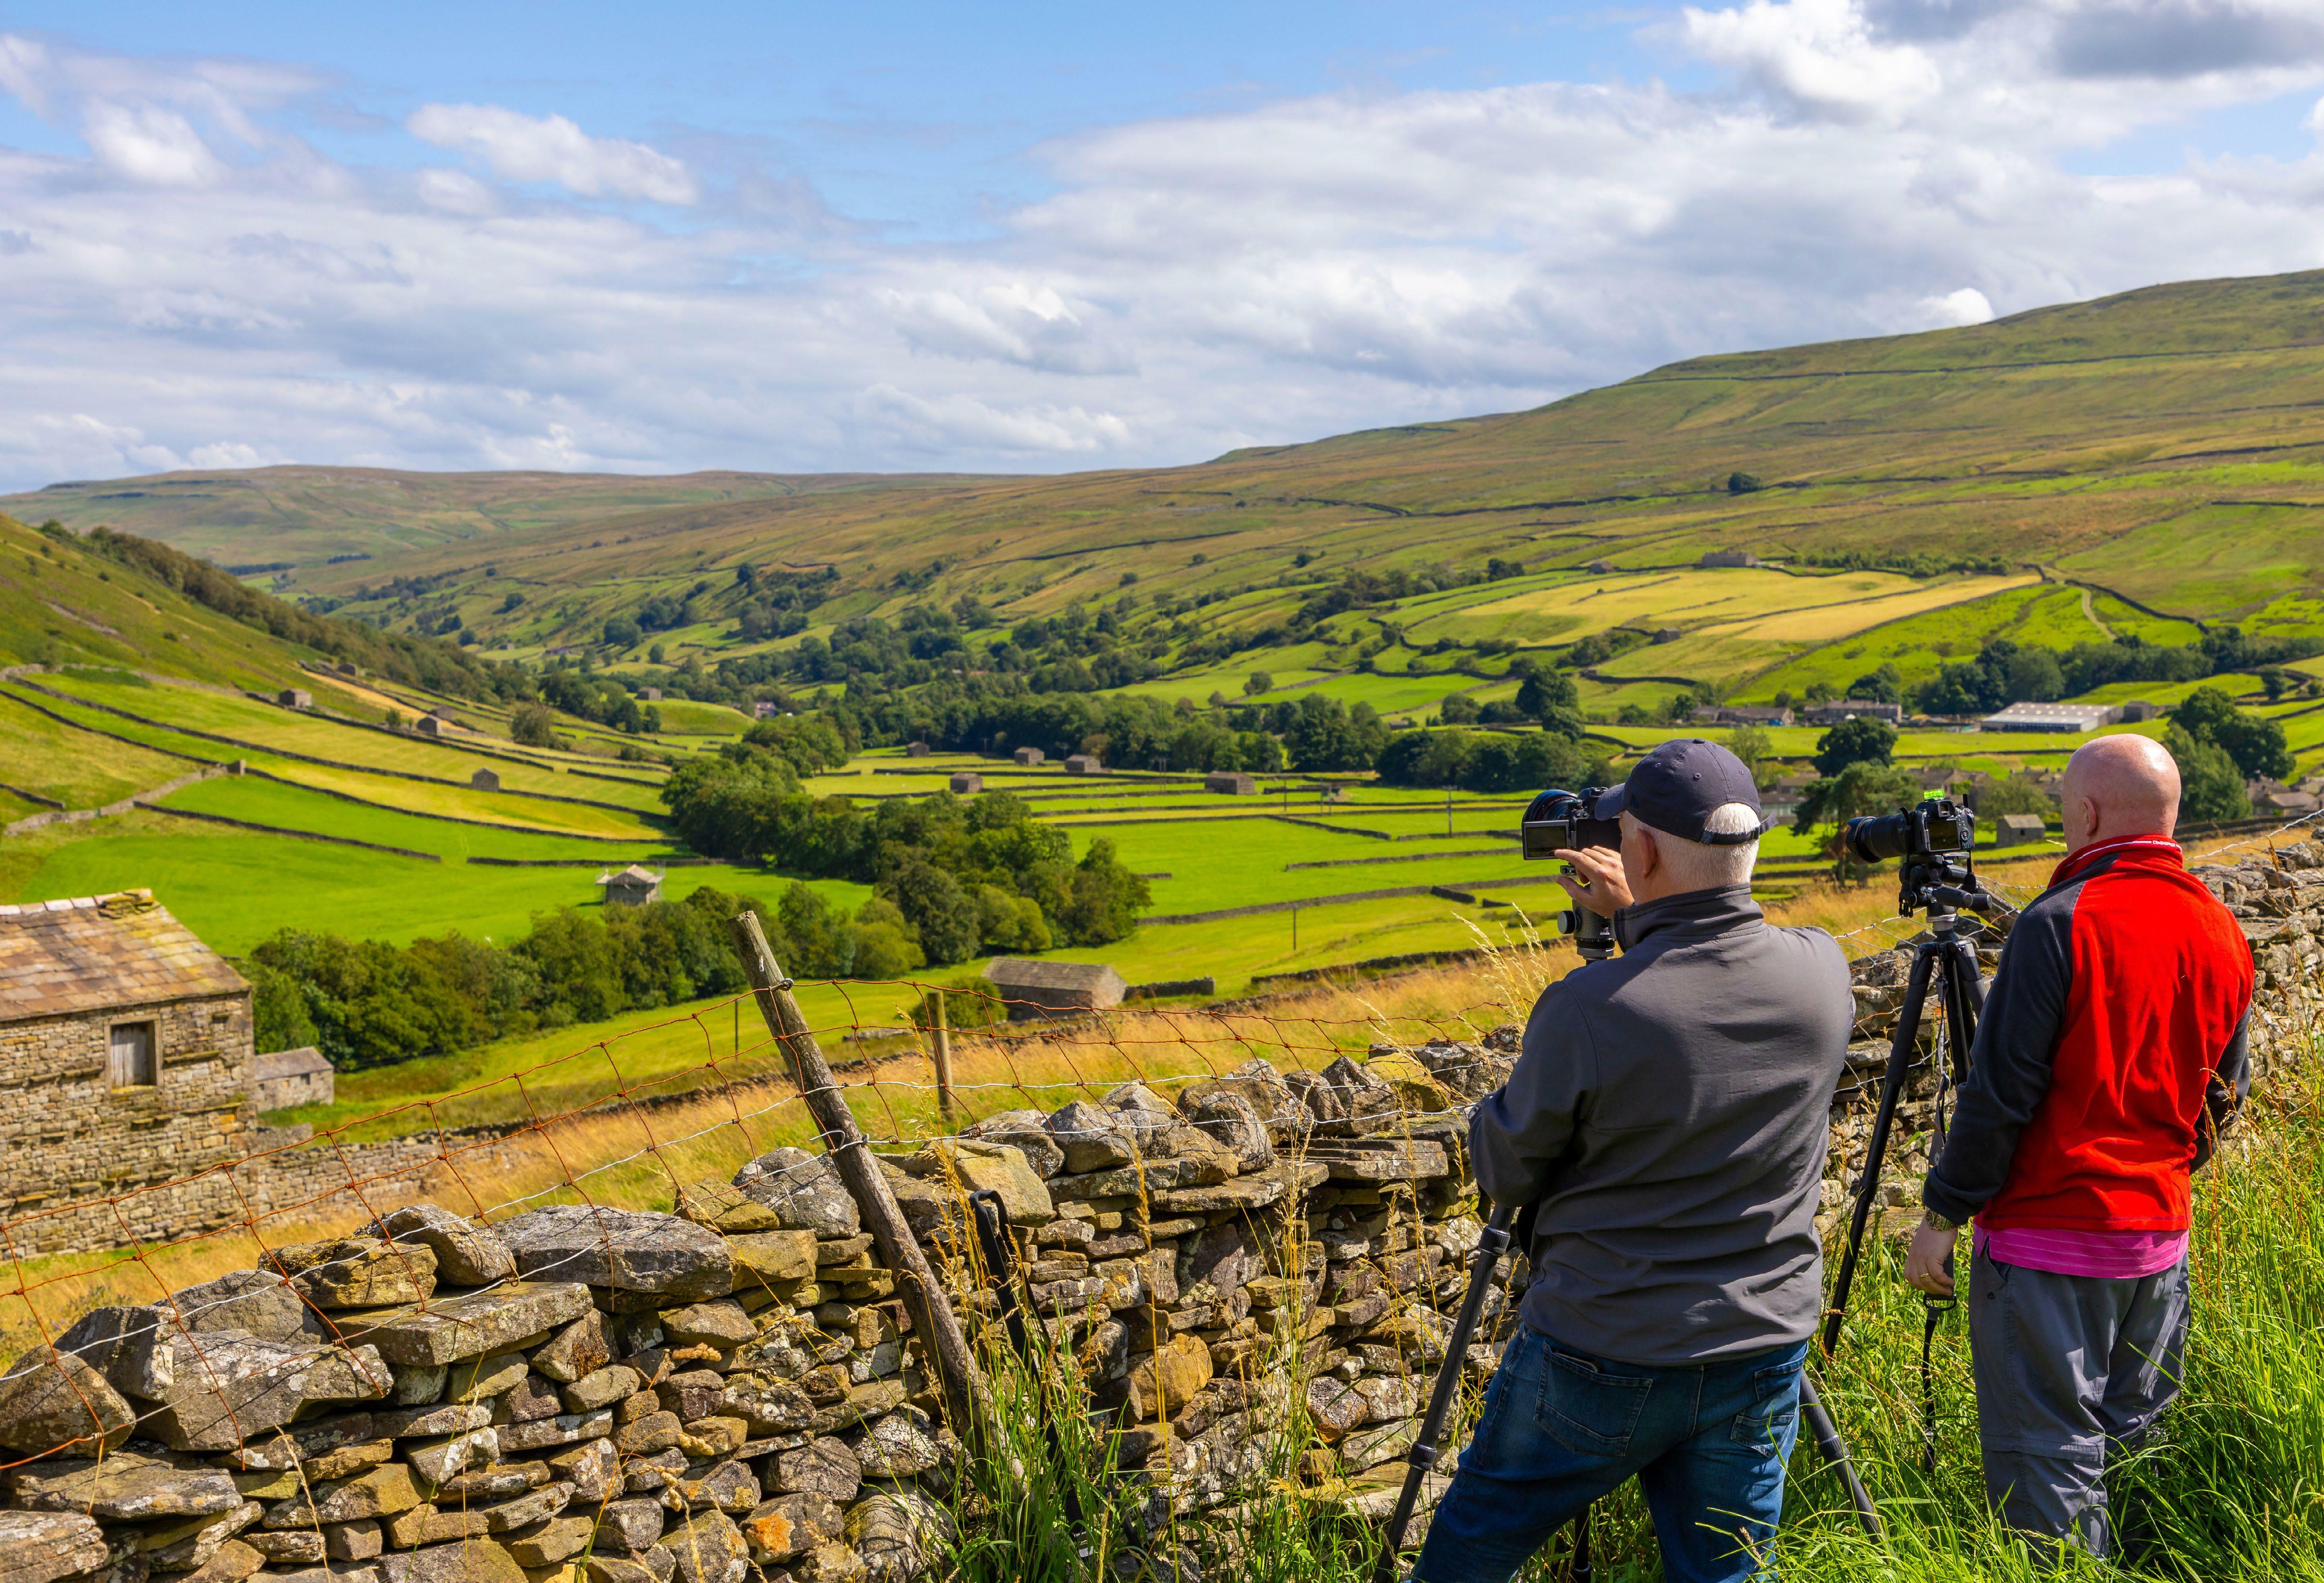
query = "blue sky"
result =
(4, 1, 2324, 488)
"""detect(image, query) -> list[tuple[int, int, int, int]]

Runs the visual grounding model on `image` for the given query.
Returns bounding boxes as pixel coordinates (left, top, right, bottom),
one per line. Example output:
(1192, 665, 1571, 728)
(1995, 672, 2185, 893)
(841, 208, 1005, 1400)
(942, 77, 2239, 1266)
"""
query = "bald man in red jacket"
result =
(1907, 734, 2253, 1558)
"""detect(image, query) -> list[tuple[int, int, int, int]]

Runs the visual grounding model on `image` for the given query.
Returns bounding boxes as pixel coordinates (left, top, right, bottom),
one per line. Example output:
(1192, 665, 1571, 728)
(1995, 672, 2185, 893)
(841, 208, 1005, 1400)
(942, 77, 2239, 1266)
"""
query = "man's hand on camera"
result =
(1556, 845, 1634, 917)
(1905, 1215, 1958, 1297)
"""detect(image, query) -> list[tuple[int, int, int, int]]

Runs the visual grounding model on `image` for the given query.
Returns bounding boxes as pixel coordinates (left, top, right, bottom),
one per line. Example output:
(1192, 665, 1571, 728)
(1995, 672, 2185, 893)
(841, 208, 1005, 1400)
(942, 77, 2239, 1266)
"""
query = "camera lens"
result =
(1843, 811, 1916, 865)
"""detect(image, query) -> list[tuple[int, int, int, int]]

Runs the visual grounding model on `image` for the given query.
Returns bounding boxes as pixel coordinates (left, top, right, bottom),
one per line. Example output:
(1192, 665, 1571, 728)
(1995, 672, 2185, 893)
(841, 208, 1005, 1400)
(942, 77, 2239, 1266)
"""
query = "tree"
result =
(2165, 725, 2251, 824)
(603, 615, 642, 648)
(1794, 762, 1921, 875)
(1438, 693, 1481, 724)
(1515, 669, 1579, 722)
(1846, 663, 1903, 704)
(1814, 716, 1896, 777)
(1053, 839, 1151, 945)
(1727, 471, 1764, 494)
(1244, 671, 1273, 696)
(2172, 686, 2294, 781)
(1974, 774, 2058, 822)
(1485, 557, 1523, 581)
(510, 703, 560, 748)
(886, 858, 978, 966)
(1727, 725, 1772, 786)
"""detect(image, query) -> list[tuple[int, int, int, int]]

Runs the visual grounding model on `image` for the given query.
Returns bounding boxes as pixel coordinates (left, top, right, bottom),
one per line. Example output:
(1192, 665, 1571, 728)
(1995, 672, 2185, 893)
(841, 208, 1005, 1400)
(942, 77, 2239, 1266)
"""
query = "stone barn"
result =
(950, 772, 984, 794)
(907, 741, 930, 757)
(414, 714, 447, 737)
(276, 688, 311, 709)
(639, 687, 663, 701)
(1995, 813, 2049, 847)
(597, 864, 664, 906)
(599, 864, 664, 902)
(1064, 754, 1099, 775)
(1204, 770, 1256, 795)
(982, 958, 1129, 1020)
(251, 1046, 334, 1111)
(1013, 746, 1045, 766)
(0, 892, 257, 1252)
(470, 767, 501, 791)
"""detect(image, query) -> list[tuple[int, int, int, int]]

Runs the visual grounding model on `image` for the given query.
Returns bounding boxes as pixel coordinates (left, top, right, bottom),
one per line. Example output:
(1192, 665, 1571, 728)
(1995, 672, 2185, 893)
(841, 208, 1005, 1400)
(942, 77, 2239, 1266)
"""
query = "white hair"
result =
(1630, 802, 1760, 892)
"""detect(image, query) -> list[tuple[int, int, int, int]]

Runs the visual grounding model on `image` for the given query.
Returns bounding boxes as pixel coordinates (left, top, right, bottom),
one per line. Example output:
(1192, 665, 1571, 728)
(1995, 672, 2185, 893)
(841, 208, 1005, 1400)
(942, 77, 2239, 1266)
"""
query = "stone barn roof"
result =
(0, 892, 249, 1025)
(254, 1046, 331, 1082)
(980, 958, 1128, 994)
(596, 864, 663, 887)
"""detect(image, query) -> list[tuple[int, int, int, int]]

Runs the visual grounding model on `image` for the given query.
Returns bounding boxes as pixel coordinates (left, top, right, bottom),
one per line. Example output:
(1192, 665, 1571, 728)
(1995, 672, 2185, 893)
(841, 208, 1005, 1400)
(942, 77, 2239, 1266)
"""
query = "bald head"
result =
(2061, 734, 2180, 854)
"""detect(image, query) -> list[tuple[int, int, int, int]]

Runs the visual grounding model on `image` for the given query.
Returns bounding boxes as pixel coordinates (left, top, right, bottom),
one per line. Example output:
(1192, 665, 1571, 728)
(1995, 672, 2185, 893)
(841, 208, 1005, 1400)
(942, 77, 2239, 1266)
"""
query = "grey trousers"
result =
(1967, 1239, 2191, 1557)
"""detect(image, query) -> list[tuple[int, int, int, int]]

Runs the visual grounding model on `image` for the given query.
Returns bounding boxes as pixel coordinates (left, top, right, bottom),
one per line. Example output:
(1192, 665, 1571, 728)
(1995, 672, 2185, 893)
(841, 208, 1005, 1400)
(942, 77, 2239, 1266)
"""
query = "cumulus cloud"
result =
(1919, 286, 1998, 324)
(407, 103, 697, 204)
(4, 9, 2324, 490)
(1683, 0, 1944, 119)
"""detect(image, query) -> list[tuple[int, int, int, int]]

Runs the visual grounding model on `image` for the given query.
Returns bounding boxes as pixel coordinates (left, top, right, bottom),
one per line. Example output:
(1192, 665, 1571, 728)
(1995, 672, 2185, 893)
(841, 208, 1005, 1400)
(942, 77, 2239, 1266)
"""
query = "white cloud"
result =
(80, 102, 225, 186)
(3, 11, 2324, 491)
(406, 103, 697, 205)
(1919, 286, 1997, 324)
(1684, 0, 1944, 120)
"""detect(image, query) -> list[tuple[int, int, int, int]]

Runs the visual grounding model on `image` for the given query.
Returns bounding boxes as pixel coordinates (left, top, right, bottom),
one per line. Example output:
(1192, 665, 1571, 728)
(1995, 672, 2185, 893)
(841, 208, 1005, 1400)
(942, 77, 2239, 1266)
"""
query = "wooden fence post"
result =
(728, 910, 985, 1444)
(933, 993, 954, 1120)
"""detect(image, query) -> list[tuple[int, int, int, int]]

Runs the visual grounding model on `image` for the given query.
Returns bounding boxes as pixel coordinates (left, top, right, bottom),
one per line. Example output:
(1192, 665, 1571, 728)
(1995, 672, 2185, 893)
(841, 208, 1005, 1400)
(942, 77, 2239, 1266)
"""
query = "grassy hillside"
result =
(15, 270, 2324, 659)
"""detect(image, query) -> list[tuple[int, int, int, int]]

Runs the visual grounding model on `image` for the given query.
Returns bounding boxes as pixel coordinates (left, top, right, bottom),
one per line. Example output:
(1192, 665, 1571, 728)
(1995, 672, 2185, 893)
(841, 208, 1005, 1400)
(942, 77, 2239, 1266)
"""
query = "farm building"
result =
(596, 865, 664, 906)
(252, 1046, 334, 1111)
(907, 742, 930, 757)
(276, 688, 311, 708)
(1205, 770, 1257, 795)
(1064, 754, 1100, 774)
(1587, 560, 1616, 573)
(1801, 699, 1904, 725)
(1701, 550, 1761, 569)
(950, 772, 984, 794)
(2120, 700, 2162, 722)
(1994, 813, 2049, 847)
(1651, 628, 1681, 644)
(1013, 746, 1046, 766)
(1980, 702, 2122, 732)
(754, 701, 783, 720)
(2262, 789, 2320, 816)
(1703, 705, 1793, 727)
(0, 891, 257, 1250)
(414, 714, 448, 737)
(639, 687, 663, 701)
(982, 958, 1128, 1020)
(471, 768, 501, 791)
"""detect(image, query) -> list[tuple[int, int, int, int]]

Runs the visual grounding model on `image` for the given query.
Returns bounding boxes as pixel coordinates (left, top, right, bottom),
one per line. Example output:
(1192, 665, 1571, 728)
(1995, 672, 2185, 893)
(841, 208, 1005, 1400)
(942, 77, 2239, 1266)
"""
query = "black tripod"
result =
(1819, 820, 2000, 1475)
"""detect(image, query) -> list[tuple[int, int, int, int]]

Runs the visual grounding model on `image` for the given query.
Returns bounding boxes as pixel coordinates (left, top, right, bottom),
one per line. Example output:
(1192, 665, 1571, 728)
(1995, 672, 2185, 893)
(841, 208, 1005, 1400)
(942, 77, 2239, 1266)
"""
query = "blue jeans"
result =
(1414, 1325, 1804, 1583)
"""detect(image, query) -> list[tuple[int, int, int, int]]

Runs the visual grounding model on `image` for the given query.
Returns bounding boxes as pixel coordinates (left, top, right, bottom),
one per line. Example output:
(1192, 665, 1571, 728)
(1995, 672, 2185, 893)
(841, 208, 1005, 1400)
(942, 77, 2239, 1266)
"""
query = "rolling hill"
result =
(8, 268, 2324, 738)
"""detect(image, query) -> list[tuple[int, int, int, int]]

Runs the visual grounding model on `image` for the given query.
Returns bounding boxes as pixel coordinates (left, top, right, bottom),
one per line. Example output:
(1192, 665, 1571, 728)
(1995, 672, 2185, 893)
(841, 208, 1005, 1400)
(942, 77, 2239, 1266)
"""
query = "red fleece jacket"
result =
(1923, 834, 2254, 1234)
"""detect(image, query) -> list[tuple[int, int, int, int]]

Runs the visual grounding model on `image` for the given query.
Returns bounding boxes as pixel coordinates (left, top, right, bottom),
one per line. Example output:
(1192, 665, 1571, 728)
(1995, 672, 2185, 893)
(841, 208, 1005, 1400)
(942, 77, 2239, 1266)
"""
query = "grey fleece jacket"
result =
(1468, 884, 1853, 1365)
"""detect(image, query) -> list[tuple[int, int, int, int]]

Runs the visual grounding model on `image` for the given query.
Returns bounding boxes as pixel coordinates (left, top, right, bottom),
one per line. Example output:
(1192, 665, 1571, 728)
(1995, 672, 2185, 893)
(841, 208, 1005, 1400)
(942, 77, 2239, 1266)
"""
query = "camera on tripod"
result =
(1843, 797, 1991, 918)
(1521, 786, 1620, 959)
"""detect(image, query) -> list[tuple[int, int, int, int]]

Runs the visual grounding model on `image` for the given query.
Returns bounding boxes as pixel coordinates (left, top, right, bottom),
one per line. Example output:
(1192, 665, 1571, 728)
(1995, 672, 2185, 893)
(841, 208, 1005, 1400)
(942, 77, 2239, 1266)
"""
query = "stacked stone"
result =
(2189, 838, 2324, 1071)
(0, 1035, 1530, 1583)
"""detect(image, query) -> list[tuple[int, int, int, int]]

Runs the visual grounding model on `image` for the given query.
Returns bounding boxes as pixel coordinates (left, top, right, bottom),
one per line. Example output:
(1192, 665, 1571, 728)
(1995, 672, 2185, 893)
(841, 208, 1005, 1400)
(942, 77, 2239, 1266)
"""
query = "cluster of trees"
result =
(660, 756, 1150, 961)
(1374, 728, 1606, 794)
(1903, 633, 2318, 716)
(539, 670, 661, 734)
(248, 883, 946, 1071)
(732, 565, 839, 642)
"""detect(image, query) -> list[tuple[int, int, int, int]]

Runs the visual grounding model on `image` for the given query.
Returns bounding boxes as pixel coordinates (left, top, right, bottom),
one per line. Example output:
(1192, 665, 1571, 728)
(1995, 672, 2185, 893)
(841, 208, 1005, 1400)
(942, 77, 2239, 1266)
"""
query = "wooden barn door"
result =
(108, 1021, 156, 1087)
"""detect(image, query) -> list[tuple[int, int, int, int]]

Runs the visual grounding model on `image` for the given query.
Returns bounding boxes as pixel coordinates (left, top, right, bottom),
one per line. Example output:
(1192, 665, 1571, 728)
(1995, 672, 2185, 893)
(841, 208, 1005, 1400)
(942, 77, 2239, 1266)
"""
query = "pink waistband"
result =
(1974, 1224, 2189, 1280)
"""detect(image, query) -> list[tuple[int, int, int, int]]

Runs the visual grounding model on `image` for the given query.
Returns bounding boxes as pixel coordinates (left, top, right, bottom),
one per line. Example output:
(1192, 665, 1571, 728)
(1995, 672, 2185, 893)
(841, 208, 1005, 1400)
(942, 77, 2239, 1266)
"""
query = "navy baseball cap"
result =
(1596, 738, 1769, 845)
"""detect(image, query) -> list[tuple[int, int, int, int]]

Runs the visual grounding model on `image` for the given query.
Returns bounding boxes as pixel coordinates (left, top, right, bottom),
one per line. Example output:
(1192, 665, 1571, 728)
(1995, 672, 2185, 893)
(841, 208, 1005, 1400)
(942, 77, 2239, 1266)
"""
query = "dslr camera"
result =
(1843, 797, 1992, 916)
(1521, 786, 1620, 960)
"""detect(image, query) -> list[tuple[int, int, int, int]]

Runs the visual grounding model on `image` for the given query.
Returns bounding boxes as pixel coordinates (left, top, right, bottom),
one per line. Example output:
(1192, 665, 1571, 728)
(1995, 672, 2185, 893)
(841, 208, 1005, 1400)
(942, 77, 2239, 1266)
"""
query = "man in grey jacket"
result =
(1416, 739, 1855, 1583)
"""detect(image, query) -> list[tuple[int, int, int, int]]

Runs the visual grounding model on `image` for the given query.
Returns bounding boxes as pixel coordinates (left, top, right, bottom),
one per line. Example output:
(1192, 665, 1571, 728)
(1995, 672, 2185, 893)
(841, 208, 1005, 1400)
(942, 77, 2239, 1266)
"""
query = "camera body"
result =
(1521, 786, 1621, 861)
(1521, 786, 1620, 960)
(1844, 797, 1985, 917)
(1842, 798, 1974, 867)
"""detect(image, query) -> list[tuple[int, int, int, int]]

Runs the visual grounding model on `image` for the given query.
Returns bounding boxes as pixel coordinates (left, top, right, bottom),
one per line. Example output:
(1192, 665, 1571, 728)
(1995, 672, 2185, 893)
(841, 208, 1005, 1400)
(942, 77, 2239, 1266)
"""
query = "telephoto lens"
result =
(1843, 798, 1975, 865)
(1843, 810, 1919, 865)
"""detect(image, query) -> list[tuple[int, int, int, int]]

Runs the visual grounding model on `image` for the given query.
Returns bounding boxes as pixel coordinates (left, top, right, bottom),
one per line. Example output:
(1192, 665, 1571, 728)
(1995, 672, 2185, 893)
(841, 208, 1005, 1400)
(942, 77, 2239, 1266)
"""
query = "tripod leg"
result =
(1822, 943, 1936, 1358)
(1798, 1373, 1881, 1538)
(1373, 1205, 1514, 1583)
